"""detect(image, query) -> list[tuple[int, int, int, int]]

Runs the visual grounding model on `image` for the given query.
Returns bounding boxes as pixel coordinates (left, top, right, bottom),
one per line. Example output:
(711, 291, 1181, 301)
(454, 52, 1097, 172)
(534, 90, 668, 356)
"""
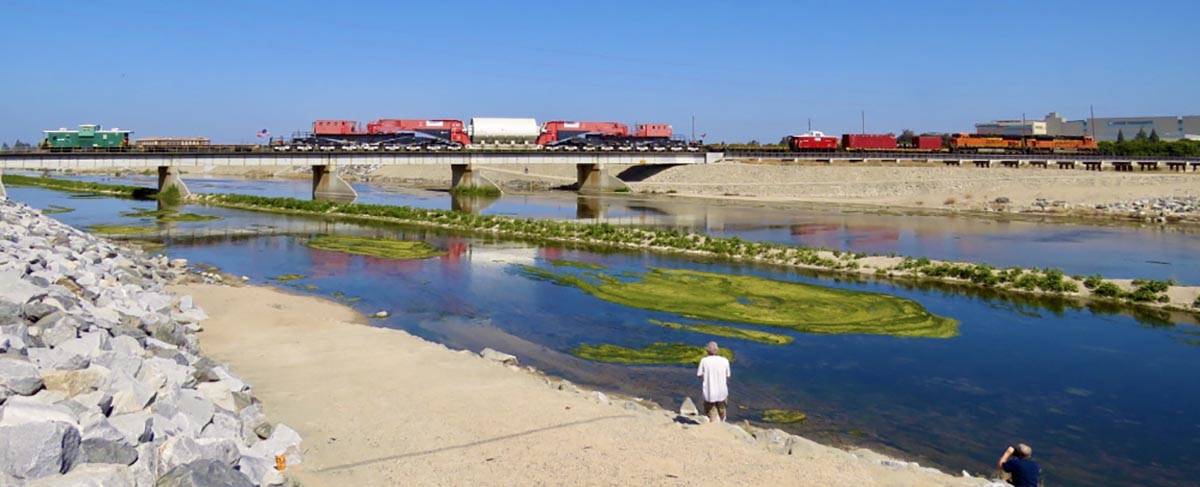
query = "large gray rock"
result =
(0, 356, 44, 395)
(34, 312, 80, 348)
(79, 437, 139, 466)
(195, 437, 239, 466)
(130, 440, 160, 487)
(248, 423, 303, 467)
(480, 347, 519, 366)
(236, 452, 276, 486)
(200, 411, 238, 441)
(753, 427, 791, 454)
(0, 396, 79, 427)
(0, 271, 44, 305)
(156, 435, 204, 473)
(155, 459, 253, 487)
(92, 350, 142, 378)
(79, 415, 127, 444)
(56, 332, 112, 361)
(679, 397, 699, 416)
(110, 377, 156, 415)
(108, 412, 154, 445)
(28, 347, 90, 372)
(196, 382, 236, 412)
(73, 389, 113, 416)
(0, 420, 81, 480)
(25, 463, 136, 487)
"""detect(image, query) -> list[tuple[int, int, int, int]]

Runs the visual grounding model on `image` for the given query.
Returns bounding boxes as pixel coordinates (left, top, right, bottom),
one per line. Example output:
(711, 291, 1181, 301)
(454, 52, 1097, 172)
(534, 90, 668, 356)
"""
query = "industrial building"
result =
(976, 113, 1200, 141)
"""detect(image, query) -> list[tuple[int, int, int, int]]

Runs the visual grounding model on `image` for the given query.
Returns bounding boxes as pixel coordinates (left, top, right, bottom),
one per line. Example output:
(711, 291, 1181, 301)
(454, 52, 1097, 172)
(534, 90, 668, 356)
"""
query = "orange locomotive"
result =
(948, 134, 1098, 153)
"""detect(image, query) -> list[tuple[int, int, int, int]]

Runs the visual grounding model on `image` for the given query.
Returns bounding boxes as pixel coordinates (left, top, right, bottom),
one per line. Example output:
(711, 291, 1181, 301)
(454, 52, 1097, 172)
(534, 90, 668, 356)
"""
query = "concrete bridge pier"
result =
(157, 166, 191, 200)
(576, 163, 629, 193)
(312, 164, 358, 202)
(450, 164, 501, 194)
(0, 168, 6, 200)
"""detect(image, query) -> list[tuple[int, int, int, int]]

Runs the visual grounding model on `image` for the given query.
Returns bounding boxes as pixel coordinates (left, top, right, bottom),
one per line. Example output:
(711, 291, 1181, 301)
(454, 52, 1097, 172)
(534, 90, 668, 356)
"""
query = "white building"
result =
(977, 112, 1200, 141)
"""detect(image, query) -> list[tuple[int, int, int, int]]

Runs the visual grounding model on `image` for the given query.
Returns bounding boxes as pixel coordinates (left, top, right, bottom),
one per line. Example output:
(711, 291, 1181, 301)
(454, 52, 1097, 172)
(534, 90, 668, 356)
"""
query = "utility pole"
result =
(1089, 105, 1096, 138)
(861, 110, 865, 134)
(691, 115, 695, 142)
(807, 118, 812, 132)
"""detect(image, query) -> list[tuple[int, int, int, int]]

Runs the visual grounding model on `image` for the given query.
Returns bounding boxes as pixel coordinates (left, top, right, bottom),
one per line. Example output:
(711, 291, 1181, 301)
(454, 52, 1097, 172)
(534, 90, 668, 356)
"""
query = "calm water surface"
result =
(51, 172, 1200, 283)
(10, 183, 1200, 486)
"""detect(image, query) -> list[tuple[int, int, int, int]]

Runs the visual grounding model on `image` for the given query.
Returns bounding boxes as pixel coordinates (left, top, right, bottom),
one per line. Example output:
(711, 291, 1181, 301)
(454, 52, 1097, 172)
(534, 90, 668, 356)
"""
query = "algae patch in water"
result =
(120, 209, 220, 222)
(42, 205, 75, 215)
(520, 266, 957, 338)
(762, 409, 807, 424)
(89, 224, 156, 236)
(650, 319, 793, 345)
(549, 259, 606, 271)
(272, 274, 306, 282)
(304, 235, 444, 260)
(572, 342, 734, 366)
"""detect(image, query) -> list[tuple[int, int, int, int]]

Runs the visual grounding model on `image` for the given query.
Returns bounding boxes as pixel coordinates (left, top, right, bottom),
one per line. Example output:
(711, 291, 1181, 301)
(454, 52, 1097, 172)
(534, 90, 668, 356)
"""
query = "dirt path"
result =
(178, 283, 990, 486)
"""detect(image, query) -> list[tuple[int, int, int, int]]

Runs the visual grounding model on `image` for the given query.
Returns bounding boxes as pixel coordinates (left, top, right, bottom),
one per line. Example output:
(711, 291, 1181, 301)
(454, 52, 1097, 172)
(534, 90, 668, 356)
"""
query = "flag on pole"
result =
(256, 129, 270, 138)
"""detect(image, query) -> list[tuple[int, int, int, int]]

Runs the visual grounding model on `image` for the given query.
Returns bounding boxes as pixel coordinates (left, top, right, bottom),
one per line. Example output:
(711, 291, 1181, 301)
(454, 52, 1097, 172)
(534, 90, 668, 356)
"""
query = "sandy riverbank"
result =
(179, 282, 996, 486)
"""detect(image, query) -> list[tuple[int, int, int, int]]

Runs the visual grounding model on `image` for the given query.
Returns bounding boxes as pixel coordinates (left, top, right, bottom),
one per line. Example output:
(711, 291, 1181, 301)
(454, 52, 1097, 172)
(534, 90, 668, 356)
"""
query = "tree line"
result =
(1100, 129, 1200, 157)
(2, 140, 35, 151)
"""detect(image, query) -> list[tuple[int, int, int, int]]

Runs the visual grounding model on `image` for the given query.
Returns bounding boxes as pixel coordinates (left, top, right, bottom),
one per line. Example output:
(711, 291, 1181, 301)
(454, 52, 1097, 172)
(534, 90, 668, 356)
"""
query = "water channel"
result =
(9, 177, 1200, 486)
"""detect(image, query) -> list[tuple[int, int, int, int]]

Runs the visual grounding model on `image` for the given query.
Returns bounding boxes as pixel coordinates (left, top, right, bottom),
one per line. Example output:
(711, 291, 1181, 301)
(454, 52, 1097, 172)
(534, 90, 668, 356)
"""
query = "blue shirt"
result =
(1002, 457, 1040, 487)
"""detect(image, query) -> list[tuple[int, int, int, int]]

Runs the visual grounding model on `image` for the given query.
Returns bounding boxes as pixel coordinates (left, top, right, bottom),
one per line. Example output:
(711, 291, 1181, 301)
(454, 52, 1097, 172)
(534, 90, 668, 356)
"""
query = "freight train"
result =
(786, 131, 1098, 153)
(278, 117, 695, 152)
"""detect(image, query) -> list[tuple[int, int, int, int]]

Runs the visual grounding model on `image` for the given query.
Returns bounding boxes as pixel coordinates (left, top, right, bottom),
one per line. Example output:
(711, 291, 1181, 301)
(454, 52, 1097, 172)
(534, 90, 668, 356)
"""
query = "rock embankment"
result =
(0, 201, 298, 486)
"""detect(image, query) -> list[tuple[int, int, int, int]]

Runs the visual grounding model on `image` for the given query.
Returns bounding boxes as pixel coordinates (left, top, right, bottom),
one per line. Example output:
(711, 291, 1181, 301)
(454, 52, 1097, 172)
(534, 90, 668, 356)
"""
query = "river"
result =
(8, 178, 1200, 485)
(57, 172, 1200, 283)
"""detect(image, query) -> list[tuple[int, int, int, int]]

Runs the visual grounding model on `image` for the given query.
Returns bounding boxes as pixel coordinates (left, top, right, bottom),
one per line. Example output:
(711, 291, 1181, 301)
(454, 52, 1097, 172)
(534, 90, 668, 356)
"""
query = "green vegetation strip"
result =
(762, 409, 807, 424)
(549, 259, 606, 270)
(3, 174, 154, 199)
(121, 208, 220, 222)
(448, 186, 502, 197)
(572, 342, 734, 365)
(650, 319, 793, 345)
(272, 274, 306, 282)
(304, 235, 443, 260)
(88, 224, 156, 236)
(522, 266, 957, 338)
(42, 205, 74, 214)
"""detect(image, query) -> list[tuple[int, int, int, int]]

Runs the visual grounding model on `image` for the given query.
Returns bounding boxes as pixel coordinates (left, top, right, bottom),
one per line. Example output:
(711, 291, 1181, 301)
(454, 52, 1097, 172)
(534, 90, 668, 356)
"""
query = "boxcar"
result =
(842, 134, 897, 150)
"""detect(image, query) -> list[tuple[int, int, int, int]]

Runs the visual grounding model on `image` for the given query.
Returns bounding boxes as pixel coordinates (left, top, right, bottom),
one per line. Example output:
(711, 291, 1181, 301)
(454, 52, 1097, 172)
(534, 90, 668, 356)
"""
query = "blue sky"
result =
(2, 0, 1197, 144)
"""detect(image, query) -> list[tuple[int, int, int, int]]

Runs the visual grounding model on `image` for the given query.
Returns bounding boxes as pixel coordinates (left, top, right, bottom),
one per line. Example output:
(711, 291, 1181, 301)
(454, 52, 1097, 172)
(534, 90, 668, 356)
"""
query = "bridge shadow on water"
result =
(312, 414, 635, 473)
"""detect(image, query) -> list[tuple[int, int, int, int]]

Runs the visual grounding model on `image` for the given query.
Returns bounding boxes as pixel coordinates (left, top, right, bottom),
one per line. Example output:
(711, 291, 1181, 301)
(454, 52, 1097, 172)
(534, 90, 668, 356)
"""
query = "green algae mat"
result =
(573, 342, 734, 365)
(304, 235, 444, 260)
(121, 208, 220, 222)
(762, 409, 807, 424)
(522, 266, 957, 338)
(650, 319, 793, 345)
(89, 224, 156, 236)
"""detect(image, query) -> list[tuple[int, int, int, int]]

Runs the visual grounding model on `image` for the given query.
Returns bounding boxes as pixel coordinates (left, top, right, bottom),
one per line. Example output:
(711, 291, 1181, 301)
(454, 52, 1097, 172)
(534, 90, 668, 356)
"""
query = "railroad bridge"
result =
(0, 151, 719, 201)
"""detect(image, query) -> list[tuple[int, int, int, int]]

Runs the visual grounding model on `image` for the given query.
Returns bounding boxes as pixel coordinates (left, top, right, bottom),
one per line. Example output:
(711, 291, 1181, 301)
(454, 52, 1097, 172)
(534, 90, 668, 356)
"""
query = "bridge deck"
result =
(0, 151, 715, 169)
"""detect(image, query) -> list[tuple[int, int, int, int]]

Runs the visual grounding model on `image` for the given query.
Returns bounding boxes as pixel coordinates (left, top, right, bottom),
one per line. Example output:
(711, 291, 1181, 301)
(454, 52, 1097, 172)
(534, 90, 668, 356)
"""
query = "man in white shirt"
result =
(696, 341, 731, 422)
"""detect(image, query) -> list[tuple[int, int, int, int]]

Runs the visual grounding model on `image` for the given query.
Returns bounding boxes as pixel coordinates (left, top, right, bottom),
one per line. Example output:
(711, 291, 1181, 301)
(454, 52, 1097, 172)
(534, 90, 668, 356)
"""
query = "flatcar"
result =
(537, 121, 691, 151)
